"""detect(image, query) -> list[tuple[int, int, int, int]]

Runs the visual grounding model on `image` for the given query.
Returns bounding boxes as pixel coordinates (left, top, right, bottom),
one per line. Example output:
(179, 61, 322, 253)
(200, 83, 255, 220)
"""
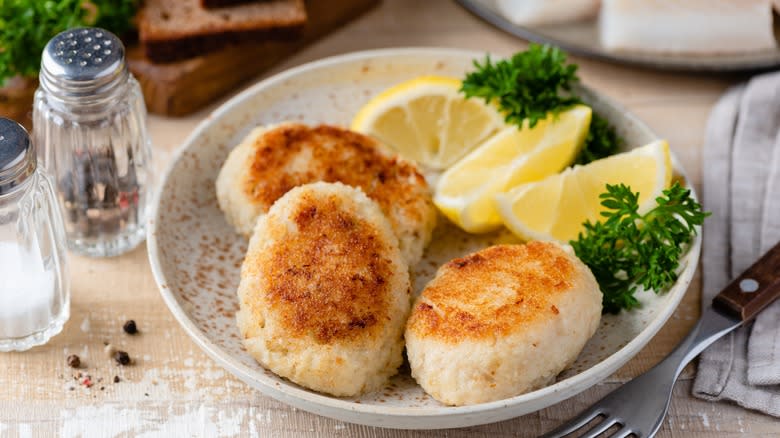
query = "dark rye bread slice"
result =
(138, 0, 306, 63)
(201, 0, 255, 7)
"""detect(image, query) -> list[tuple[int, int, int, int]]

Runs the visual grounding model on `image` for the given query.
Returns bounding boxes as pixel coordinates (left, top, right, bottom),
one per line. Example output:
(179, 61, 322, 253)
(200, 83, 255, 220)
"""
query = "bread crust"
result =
(201, 0, 256, 8)
(138, 0, 306, 62)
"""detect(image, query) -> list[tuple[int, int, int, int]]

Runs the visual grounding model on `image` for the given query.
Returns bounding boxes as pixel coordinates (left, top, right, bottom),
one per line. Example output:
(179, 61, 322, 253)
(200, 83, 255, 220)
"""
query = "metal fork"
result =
(542, 241, 780, 438)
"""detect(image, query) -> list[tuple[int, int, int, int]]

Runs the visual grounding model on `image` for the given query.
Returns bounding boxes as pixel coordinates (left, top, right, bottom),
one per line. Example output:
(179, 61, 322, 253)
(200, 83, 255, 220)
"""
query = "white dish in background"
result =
(458, 0, 780, 72)
(146, 48, 701, 429)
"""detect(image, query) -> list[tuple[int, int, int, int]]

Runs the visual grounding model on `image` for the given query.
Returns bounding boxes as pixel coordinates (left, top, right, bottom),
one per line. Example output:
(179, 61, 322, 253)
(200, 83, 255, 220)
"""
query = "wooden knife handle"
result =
(713, 240, 780, 322)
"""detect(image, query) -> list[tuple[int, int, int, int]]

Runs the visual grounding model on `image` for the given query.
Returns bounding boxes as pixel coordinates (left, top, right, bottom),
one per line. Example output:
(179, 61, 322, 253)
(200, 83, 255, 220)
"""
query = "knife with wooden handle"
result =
(713, 240, 780, 322)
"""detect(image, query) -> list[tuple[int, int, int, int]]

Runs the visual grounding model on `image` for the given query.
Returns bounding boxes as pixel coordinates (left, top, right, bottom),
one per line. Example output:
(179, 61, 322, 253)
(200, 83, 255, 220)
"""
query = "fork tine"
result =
(580, 417, 620, 438)
(610, 428, 636, 438)
(539, 408, 605, 437)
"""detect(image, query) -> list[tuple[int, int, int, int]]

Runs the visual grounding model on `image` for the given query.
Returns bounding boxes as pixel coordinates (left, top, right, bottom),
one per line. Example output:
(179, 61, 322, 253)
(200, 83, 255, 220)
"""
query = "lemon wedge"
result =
(351, 76, 504, 170)
(434, 105, 592, 233)
(495, 139, 673, 242)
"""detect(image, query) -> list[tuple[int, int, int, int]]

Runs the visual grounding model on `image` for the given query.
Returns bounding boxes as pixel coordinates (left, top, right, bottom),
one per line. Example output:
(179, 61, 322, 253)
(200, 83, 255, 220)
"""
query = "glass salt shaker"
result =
(33, 28, 153, 257)
(0, 118, 70, 351)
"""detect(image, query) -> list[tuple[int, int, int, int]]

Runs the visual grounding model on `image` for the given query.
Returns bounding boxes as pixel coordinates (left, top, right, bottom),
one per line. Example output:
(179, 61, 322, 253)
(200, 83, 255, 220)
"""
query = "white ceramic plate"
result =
(147, 48, 701, 429)
(457, 0, 780, 72)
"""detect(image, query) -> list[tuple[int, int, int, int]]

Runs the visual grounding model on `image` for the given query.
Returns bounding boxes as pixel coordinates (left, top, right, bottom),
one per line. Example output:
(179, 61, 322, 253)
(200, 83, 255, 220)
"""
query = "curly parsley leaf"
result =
(570, 182, 709, 314)
(575, 112, 623, 165)
(89, 0, 137, 38)
(0, 0, 138, 86)
(460, 44, 580, 129)
(460, 44, 624, 162)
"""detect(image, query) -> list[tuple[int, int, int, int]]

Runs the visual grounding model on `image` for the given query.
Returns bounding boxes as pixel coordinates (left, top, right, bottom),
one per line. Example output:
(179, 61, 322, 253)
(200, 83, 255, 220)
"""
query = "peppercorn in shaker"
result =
(33, 28, 153, 257)
(0, 118, 70, 351)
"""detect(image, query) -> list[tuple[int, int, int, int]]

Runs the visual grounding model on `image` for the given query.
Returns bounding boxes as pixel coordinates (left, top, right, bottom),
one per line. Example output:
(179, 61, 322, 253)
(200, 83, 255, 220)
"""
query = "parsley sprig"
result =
(576, 112, 622, 165)
(462, 45, 706, 312)
(570, 183, 709, 313)
(0, 0, 138, 86)
(461, 44, 621, 164)
(461, 44, 580, 129)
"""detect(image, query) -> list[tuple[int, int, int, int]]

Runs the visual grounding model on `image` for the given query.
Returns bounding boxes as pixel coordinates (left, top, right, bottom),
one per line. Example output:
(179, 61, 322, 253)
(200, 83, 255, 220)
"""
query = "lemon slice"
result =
(351, 76, 504, 169)
(495, 139, 673, 242)
(434, 105, 592, 233)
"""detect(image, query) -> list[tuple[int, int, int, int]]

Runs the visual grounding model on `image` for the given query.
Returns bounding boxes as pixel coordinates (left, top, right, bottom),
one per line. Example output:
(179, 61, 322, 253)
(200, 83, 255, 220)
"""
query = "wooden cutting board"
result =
(129, 0, 378, 116)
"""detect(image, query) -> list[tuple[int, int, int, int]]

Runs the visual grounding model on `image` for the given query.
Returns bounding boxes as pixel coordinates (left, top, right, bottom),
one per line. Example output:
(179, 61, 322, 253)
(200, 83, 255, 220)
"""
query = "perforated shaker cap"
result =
(41, 27, 125, 83)
(0, 118, 35, 195)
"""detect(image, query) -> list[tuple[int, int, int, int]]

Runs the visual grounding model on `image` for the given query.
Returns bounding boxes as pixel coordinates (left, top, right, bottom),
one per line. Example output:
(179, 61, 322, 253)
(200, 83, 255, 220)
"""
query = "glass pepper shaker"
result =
(33, 28, 153, 257)
(0, 118, 70, 351)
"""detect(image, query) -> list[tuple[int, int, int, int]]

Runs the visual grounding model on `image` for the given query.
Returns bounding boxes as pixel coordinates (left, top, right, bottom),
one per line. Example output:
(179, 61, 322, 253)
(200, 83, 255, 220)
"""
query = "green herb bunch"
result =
(570, 182, 709, 313)
(461, 44, 580, 129)
(461, 43, 621, 164)
(0, 0, 138, 86)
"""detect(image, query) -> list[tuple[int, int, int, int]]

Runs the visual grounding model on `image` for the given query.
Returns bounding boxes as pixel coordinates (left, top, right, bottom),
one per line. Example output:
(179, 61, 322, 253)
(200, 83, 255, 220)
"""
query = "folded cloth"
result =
(692, 71, 780, 417)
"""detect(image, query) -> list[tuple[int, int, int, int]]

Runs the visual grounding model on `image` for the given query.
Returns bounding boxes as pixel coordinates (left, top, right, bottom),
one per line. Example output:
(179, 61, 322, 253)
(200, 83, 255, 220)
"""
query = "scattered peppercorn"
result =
(67, 354, 81, 368)
(113, 375, 120, 383)
(59, 147, 140, 238)
(81, 376, 93, 388)
(114, 350, 131, 366)
(123, 320, 138, 335)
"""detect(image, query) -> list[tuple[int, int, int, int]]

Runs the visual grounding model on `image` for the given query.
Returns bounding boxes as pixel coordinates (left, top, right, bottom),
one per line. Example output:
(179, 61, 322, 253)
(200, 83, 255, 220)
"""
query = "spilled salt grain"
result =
(18, 423, 32, 438)
(60, 403, 251, 438)
(80, 318, 90, 333)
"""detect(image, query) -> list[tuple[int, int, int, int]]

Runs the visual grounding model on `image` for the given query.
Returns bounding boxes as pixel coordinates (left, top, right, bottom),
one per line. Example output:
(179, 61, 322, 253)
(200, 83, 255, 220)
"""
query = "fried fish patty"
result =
(236, 182, 411, 396)
(216, 123, 436, 265)
(405, 242, 602, 406)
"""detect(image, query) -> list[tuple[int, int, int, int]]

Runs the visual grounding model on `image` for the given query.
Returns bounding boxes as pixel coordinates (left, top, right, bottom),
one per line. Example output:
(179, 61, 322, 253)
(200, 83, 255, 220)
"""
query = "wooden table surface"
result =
(2, 1, 778, 437)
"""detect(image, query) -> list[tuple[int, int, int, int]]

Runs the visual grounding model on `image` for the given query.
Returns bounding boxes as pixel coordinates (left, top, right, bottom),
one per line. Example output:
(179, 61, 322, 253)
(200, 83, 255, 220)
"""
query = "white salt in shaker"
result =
(34, 27, 153, 257)
(0, 118, 70, 351)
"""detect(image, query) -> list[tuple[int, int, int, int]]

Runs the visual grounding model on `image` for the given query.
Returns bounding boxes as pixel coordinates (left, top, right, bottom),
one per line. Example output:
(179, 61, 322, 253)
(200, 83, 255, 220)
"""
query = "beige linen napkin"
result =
(692, 71, 780, 416)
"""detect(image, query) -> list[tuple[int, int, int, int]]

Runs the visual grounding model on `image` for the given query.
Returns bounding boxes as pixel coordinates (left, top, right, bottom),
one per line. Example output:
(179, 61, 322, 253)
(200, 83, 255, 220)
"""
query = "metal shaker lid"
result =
(42, 27, 125, 82)
(0, 118, 35, 195)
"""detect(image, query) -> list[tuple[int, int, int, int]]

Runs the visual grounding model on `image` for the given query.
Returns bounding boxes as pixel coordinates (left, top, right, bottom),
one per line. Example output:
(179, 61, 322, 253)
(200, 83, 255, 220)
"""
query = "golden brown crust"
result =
(407, 242, 576, 343)
(242, 191, 396, 345)
(241, 124, 430, 238)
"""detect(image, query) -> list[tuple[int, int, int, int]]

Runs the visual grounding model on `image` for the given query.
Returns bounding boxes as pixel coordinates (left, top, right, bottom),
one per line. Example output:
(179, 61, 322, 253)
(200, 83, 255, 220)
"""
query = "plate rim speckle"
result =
(146, 47, 701, 429)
